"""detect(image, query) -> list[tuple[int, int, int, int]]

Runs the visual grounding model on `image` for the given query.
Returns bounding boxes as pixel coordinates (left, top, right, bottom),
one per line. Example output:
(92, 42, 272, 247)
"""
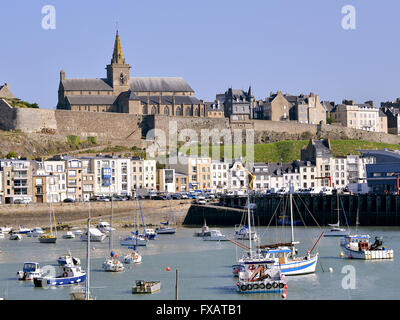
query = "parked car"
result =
(63, 198, 75, 203)
(14, 199, 32, 204)
(171, 193, 182, 200)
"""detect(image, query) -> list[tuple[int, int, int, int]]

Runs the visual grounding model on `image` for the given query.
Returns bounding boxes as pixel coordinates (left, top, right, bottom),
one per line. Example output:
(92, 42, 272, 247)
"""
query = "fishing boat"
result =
(123, 246, 142, 264)
(194, 219, 210, 237)
(103, 199, 124, 272)
(9, 233, 22, 240)
(260, 186, 322, 276)
(234, 179, 287, 294)
(120, 197, 148, 246)
(57, 253, 81, 266)
(341, 235, 394, 260)
(324, 194, 348, 237)
(27, 227, 44, 237)
(39, 202, 57, 243)
(34, 264, 86, 287)
(63, 231, 75, 239)
(17, 262, 43, 281)
(80, 227, 106, 242)
(203, 229, 228, 241)
(132, 280, 161, 294)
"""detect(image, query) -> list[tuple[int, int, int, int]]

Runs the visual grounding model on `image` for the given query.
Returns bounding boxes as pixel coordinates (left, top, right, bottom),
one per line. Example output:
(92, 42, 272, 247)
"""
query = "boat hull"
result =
(155, 228, 176, 234)
(120, 238, 147, 246)
(343, 247, 394, 260)
(34, 274, 86, 287)
(38, 237, 57, 243)
(278, 255, 319, 276)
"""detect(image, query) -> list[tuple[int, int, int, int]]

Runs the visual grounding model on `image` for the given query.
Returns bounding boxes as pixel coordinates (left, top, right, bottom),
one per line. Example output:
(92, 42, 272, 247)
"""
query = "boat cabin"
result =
(23, 262, 40, 273)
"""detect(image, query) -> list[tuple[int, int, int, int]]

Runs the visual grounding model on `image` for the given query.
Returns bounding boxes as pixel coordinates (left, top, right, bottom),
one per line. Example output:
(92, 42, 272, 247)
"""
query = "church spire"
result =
(111, 30, 125, 64)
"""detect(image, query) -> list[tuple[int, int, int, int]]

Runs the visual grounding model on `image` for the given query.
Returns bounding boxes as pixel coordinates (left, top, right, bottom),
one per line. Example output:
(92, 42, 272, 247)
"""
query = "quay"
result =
(183, 194, 400, 227)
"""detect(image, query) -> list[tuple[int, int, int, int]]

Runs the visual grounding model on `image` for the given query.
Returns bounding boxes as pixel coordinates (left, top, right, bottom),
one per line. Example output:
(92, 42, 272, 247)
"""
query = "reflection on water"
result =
(0, 226, 399, 300)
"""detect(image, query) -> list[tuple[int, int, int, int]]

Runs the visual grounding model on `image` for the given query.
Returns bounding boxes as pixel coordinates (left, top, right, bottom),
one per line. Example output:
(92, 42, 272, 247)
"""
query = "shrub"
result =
(6, 151, 18, 159)
(67, 135, 81, 146)
(87, 136, 97, 145)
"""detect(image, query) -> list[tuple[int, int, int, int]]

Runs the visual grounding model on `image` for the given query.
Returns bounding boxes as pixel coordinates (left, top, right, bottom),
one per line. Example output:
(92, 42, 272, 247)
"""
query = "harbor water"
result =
(0, 226, 399, 300)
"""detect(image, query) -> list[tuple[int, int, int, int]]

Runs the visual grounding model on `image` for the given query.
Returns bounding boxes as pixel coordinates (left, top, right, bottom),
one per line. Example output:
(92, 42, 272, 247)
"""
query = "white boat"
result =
(156, 198, 177, 235)
(81, 228, 106, 242)
(203, 229, 228, 241)
(341, 235, 394, 260)
(121, 197, 148, 246)
(57, 253, 81, 266)
(71, 227, 83, 236)
(39, 202, 57, 244)
(324, 194, 348, 237)
(34, 264, 86, 287)
(102, 200, 124, 272)
(260, 186, 321, 276)
(194, 220, 209, 237)
(143, 228, 157, 240)
(120, 232, 148, 246)
(17, 262, 43, 281)
(234, 182, 287, 295)
(123, 247, 142, 264)
(16, 225, 31, 234)
(0, 233, 4, 239)
(9, 233, 22, 240)
(63, 231, 75, 239)
(97, 221, 115, 234)
(234, 225, 258, 241)
(27, 227, 45, 237)
(0, 226, 12, 234)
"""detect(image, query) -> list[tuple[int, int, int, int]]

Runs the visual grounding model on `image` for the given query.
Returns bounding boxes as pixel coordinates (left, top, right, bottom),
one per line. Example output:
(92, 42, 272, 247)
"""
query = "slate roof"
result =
(62, 79, 113, 91)
(66, 95, 117, 105)
(130, 77, 194, 93)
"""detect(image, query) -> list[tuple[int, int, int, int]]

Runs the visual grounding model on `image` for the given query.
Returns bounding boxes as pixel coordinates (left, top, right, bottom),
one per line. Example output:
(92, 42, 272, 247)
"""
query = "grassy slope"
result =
(191, 139, 400, 163)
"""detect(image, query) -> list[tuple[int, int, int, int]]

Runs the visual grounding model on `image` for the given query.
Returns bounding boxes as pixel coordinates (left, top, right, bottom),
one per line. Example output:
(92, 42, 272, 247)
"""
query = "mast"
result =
(138, 197, 146, 235)
(336, 193, 340, 226)
(247, 192, 253, 259)
(109, 197, 113, 253)
(49, 202, 52, 235)
(289, 183, 295, 256)
(85, 203, 91, 300)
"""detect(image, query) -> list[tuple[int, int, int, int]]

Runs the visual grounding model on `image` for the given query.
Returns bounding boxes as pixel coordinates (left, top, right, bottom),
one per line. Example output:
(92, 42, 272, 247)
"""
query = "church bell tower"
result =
(106, 30, 131, 95)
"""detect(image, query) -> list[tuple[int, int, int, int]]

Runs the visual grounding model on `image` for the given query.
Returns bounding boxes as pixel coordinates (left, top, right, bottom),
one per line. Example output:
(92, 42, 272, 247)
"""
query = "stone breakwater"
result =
(0, 199, 192, 230)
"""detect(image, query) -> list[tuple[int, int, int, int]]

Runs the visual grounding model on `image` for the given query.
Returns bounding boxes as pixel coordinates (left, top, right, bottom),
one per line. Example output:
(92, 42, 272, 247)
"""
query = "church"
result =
(57, 31, 208, 117)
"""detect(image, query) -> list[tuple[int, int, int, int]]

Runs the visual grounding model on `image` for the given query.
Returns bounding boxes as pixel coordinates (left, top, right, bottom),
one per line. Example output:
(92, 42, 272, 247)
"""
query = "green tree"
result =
(6, 151, 18, 159)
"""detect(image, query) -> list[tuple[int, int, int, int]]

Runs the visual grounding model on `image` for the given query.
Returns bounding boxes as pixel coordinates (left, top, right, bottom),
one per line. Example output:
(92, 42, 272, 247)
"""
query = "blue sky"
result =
(0, 0, 399, 109)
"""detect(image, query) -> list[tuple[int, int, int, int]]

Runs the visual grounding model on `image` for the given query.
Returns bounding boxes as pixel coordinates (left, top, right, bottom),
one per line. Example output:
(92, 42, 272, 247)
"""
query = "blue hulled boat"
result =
(33, 265, 86, 287)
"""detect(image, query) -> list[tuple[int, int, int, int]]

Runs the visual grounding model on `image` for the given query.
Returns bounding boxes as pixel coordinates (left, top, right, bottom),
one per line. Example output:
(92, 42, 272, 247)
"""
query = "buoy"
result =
(339, 252, 344, 258)
(329, 267, 333, 273)
(166, 267, 171, 271)
(281, 291, 287, 299)
(284, 284, 288, 289)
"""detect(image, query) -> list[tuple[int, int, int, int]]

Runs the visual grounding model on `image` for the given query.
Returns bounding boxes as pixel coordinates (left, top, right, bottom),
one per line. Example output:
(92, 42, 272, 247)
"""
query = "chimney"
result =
(60, 70, 66, 81)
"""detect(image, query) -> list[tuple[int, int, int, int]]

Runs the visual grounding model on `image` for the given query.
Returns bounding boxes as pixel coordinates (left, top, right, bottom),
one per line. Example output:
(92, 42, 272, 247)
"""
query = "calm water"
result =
(0, 226, 399, 300)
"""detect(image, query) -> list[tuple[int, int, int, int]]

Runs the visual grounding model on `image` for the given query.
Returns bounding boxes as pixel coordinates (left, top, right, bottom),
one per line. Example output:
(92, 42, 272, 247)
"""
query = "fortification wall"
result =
(0, 99, 17, 130)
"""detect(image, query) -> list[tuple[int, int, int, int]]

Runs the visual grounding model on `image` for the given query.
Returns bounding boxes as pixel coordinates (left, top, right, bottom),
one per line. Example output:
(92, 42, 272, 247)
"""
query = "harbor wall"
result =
(184, 194, 400, 227)
(0, 200, 191, 228)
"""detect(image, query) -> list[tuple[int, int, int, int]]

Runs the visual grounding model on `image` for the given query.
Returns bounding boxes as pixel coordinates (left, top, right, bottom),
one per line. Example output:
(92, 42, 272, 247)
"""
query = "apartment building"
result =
(43, 159, 67, 202)
(331, 100, 387, 133)
(229, 160, 249, 192)
(131, 158, 156, 191)
(167, 156, 212, 191)
(158, 168, 175, 193)
(211, 160, 229, 193)
(0, 159, 34, 204)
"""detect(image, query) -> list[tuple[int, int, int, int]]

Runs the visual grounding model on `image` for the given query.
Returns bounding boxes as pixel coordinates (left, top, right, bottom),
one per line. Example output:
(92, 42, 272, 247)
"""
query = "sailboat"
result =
(260, 185, 322, 276)
(155, 197, 177, 234)
(70, 204, 94, 300)
(120, 197, 148, 246)
(235, 184, 287, 294)
(103, 199, 124, 272)
(324, 193, 348, 237)
(39, 202, 57, 243)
